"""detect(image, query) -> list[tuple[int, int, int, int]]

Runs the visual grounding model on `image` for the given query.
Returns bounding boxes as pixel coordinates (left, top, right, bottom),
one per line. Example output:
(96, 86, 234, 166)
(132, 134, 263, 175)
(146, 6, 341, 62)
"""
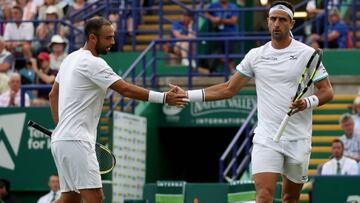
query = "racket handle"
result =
(273, 115, 290, 143)
(27, 120, 52, 136)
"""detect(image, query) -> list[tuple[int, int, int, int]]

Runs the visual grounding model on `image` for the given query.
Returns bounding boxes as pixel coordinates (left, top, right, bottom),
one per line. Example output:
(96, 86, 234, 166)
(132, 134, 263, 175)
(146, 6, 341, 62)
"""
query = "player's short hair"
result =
(84, 16, 112, 40)
(270, 0, 295, 15)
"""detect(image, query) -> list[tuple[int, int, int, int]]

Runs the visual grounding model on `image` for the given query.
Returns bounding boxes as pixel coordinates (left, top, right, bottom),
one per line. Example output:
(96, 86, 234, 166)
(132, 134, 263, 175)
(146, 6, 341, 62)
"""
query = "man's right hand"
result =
(166, 84, 188, 107)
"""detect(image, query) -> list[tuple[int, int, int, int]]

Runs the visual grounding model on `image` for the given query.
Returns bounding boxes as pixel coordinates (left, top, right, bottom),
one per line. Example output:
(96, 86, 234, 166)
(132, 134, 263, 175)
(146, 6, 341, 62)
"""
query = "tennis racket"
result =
(273, 49, 323, 143)
(27, 120, 116, 174)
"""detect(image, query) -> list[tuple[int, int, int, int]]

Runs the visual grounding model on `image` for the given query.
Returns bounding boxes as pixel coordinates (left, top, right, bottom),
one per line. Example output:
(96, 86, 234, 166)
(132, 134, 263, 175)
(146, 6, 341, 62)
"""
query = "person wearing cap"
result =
(169, 11, 196, 67)
(49, 35, 67, 70)
(174, 1, 334, 202)
(0, 178, 18, 203)
(339, 113, 360, 162)
(37, 0, 64, 20)
(309, 7, 349, 49)
(31, 51, 57, 106)
(35, 5, 65, 52)
(353, 96, 360, 135)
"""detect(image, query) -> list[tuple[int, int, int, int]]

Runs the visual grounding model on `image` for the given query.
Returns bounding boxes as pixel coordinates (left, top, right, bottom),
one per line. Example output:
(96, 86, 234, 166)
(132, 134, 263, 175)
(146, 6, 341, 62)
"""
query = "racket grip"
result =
(27, 120, 52, 136)
(273, 115, 290, 143)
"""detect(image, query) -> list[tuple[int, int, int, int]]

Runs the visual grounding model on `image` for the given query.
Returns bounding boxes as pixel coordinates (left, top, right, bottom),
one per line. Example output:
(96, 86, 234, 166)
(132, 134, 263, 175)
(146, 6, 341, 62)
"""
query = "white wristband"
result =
(187, 89, 205, 102)
(148, 90, 165, 103)
(304, 95, 319, 109)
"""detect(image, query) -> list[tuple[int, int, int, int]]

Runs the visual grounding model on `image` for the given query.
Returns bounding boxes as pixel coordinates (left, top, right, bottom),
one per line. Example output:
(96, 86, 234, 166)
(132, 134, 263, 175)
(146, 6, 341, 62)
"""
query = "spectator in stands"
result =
(309, 8, 348, 49)
(37, 0, 64, 20)
(0, 0, 12, 22)
(0, 72, 30, 107)
(65, 0, 87, 49)
(0, 36, 15, 74)
(321, 139, 358, 175)
(305, 0, 325, 42)
(303, 137, 358, 201)
(31, 52, 57, 106)
(15, 0, 34, 20)
(108, 0, 137, 37)
(49, 35, 67, 70)
(169, 11, 196, 67)
(204, 0, 238, 72)
(31, 0, 44, 17)
(36, 174, 60, 203)
(0, 178, 17, 203)
(19, 58, 36, 85)
(339, 113, 360, 162)
(35, 5, 65, 52)
(353, 96, 360, 134)
(4, 5, 34, 59)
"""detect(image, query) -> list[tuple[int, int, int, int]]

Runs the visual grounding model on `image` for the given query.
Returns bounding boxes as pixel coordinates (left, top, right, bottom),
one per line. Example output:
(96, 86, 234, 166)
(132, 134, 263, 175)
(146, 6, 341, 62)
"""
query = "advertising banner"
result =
(0, 108, 56, 191)
(160, 91, 256, 127)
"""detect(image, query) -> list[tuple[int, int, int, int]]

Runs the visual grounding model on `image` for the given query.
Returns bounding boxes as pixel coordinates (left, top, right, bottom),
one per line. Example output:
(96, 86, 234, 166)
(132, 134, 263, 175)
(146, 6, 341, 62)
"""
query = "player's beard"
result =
(95, 40, 110, 55)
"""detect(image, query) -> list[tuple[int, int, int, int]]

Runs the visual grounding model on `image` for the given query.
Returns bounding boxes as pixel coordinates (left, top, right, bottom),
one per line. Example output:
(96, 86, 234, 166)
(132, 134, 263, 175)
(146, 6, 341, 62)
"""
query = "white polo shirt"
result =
(236, 39, 328, 142)
(52, 49, 121, 145)
(321, 157, 358, 175)
(4, 22, 34, 41)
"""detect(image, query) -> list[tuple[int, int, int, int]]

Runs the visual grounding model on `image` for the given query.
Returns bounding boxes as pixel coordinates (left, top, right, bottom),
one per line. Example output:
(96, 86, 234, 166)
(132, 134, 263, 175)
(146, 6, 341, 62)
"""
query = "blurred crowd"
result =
(0, 0, 355, 106)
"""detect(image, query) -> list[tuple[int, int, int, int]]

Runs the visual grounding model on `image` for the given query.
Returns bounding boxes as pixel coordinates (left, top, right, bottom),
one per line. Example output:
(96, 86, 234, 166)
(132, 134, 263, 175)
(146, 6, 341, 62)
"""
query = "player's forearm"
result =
(111, 81, 149, 101)
(204, 83, 236, 101)
(187, 72, 248, 102)
(314, 78, 334, 106)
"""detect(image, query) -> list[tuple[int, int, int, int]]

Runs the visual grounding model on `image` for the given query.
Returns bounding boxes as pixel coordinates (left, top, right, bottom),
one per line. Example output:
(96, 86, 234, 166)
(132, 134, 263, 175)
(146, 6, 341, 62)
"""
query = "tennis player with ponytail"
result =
(48, 16, 188, 203)
(175, 1, 334, 202)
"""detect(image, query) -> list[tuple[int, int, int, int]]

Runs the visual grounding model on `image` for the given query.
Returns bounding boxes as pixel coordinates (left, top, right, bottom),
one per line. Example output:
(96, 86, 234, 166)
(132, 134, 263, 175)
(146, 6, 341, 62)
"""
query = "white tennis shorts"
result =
(251, 136, 312, 184)
(51, 140, 102, 192)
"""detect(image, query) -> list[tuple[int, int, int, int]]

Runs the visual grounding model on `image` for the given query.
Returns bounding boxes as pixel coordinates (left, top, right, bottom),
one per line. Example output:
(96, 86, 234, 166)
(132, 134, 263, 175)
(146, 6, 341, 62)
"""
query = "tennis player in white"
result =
(173, 1, 334, 202)
(48, 17, 188, 203)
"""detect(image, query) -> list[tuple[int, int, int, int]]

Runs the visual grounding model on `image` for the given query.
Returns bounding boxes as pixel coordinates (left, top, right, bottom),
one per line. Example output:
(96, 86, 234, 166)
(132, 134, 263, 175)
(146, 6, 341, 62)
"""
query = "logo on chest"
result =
(289, 55, 298, 60)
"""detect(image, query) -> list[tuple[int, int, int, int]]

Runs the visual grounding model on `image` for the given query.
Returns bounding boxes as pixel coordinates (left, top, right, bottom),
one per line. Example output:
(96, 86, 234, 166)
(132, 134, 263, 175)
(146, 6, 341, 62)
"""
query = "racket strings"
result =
(95, 144, 115, 174)
(288, 49, 323, 116)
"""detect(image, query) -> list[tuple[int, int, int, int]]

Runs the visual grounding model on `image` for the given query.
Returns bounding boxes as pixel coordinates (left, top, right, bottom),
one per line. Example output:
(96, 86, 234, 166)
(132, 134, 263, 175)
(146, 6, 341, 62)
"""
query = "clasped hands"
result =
(164, 84, 189, 107)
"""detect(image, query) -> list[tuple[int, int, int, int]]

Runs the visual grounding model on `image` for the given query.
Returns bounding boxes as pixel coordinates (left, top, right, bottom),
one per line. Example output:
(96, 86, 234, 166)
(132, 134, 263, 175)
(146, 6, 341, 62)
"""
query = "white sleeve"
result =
(313, 63, 329, 83)
(236, 49, 256, 78)
(88, 59, 122, 90)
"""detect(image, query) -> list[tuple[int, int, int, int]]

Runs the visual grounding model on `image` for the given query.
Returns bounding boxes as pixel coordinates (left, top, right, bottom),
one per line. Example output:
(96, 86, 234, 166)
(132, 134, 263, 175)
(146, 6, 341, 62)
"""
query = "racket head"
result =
(95, 143, 116, 175)
(288, 49, 322, 116)
(294, 49, 322, 101)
